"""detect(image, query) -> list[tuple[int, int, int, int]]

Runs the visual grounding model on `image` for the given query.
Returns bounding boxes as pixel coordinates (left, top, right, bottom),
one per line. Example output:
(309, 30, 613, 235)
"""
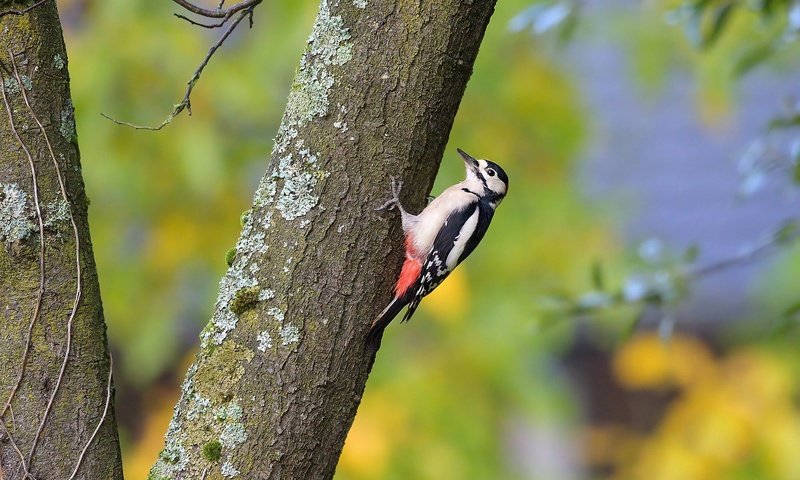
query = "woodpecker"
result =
(368, 149, 509, 343)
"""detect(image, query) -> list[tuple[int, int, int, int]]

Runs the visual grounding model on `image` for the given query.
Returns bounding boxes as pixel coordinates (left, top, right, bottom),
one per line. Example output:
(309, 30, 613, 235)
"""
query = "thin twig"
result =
(102, 4, 257, 130)
(0, 61, 46, 430)
(174, 12, 229, 28)
(67, 355, 113, 480)
(0, 0, 46, 19)
(686, 224, 798, 278)
(7, 52, 84, 472)
(171, 0, 258, 19)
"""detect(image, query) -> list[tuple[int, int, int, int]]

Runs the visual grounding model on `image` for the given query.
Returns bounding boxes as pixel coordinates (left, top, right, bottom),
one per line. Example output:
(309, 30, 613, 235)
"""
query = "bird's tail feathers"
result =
(367, 296, 407, 347)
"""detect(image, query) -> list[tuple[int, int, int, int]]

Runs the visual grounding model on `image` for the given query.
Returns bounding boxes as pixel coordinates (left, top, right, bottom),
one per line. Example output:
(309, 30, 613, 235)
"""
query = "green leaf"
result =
(768, 114, 800, 130)
(794, 160, 800, 185)
(785, 301, 800, 318)
(591, 260, 605, 291)
(775, 220, 799, 244)
(733, 42, 775, 78)
(702, 3, 735, 49)
(683, 244, 700, 263)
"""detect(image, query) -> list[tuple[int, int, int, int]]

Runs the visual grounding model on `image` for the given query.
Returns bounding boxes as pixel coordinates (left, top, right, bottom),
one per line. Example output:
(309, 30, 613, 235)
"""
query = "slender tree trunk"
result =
(0, 2, 123, 479)
(150, 0, 496, 478)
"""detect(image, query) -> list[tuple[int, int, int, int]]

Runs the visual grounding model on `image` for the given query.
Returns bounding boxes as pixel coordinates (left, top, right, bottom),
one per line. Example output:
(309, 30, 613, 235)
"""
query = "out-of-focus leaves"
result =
(683, 244, 701, 264)
(768, 113, 800, 130)
(784, 301, 800, 318)
(794, 160, 800, 183)
(774, 219, 799, 244)
(732, 41, 776, 77)
(591, 260, 605, 291)
(509, 2, 572, 35)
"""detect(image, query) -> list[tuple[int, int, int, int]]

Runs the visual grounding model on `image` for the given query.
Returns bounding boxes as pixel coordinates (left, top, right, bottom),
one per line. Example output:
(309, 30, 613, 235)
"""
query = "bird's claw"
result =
(375, 176, 404, 211)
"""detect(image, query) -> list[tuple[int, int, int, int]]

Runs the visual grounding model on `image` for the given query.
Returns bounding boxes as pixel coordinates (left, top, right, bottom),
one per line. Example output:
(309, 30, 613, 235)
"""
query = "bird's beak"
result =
(457, 148, 479, 171)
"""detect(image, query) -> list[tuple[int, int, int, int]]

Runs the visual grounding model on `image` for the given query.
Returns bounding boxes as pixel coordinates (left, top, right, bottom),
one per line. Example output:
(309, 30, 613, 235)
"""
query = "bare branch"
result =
(103, 4, 257, 130)
(686, 220, 799, 278)
(174, 12, 229, 29)
(0, 0, 46, 20)
(171, 0, 259, 19)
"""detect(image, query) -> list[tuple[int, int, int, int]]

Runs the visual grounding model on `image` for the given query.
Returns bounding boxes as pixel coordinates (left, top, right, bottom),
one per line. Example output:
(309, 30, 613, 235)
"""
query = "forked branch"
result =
(103, 0, 261, 130)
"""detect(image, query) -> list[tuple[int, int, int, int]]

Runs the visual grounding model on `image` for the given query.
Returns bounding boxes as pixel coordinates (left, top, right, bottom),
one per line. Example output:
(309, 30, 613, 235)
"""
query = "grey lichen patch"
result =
(282, 1, 352, 131)
(59, 99, 77, 144)
(2, 77, 19, 94)
(202, 263, 259, 346)
(221, 462, 240, 478)
(0, 182, 34, 243)
(263, 0, 351, 222)
(2, 75, 30, 94)
(256, 331, 272, 352)
(279, 324, 300, 346)
(53, 53, 65, 70)
(43, 197, 71, 230)
(266, 306, 285, 323)
(258, 288, 275, 302)
(353, 0, 367, 9)
(229, 286, 260, 315)
(151, 348, 256, 479)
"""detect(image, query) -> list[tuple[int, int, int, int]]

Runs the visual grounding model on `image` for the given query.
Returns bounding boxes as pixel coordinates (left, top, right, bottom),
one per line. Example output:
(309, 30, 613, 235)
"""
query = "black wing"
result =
(402, 200, 494, 322)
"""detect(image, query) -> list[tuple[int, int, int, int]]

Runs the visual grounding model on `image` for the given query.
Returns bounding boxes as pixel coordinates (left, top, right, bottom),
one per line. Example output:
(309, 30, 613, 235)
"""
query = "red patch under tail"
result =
(394, 236, 421, 297)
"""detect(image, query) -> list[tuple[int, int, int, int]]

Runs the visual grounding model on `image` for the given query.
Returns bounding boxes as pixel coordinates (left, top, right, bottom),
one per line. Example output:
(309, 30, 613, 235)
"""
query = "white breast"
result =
(408, 185, 474, 259)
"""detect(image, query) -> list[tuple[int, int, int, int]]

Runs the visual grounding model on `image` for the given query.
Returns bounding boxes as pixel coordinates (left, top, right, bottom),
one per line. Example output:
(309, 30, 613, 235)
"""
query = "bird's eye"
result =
(486, 169, 496, 177)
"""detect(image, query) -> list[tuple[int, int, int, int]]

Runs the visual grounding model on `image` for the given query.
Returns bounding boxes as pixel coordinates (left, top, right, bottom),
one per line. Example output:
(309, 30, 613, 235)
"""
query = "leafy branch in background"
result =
(102, 0, 262, 130)
(517, 0, 800, 334)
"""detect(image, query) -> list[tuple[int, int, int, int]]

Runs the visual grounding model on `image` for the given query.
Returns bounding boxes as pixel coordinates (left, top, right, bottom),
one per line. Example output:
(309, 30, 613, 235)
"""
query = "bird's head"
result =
(458, 148, 508, 204)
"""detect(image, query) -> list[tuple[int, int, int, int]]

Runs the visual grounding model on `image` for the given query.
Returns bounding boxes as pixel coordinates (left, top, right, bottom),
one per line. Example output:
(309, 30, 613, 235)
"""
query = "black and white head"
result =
(458, 148, 509, 205)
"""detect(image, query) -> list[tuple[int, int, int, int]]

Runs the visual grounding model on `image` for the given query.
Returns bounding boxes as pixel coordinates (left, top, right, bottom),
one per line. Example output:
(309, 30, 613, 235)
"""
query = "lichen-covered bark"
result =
(0, 2, 123, 479)
(151, 0, 497, 478)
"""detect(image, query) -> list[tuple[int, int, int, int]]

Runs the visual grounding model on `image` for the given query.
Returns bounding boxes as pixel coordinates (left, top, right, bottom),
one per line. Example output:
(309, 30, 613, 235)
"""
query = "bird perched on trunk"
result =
(368, 149, 509, 344)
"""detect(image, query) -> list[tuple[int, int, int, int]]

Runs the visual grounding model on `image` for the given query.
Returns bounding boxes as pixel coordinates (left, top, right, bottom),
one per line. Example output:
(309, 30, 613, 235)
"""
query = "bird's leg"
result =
(375, 176, 407, 214)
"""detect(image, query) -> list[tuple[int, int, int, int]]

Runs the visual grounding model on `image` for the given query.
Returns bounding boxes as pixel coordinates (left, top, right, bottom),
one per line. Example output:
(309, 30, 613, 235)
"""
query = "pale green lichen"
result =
(43, 197, 71, 229)
(2, 75, 30, 93)
(353, 0, 367, 9)
(3, 77, 19, 94)
(258, 288, 275, 302)
(256, 331, 272, 352)
(150, 345, 254, 479)
(263, 0, 351, 221)
(266, 306, 285, 323)
(221, 462, 240, 478)
(59, 99, 77, 143)
(53, 54, 65, 70)
(0, 182, 34, 243)
(279, 324, 300, 346)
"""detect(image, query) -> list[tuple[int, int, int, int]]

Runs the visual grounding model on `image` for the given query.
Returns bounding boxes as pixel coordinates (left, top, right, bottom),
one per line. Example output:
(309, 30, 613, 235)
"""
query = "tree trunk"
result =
(149, 1, 496, 478)
(0, 2, 123, 479)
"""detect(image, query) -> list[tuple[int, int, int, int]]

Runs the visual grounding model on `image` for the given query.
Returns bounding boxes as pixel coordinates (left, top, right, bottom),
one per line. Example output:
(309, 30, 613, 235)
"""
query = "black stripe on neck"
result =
(462, 188, 481, 198)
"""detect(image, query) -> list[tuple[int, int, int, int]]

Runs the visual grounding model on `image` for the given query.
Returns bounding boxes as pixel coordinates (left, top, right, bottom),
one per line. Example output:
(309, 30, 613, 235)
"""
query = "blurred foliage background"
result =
(55, 0, 800, 478)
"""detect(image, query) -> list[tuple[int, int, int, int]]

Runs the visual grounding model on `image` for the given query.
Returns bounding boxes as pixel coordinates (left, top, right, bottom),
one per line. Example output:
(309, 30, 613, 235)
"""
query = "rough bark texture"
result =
(150, 1, 496, 478)
(0, 2, 123, 479)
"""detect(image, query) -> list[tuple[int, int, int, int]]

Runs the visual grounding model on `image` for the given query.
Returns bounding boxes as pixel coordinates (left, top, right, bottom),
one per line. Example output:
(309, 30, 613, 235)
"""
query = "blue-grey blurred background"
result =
(57, 0, 800, 478)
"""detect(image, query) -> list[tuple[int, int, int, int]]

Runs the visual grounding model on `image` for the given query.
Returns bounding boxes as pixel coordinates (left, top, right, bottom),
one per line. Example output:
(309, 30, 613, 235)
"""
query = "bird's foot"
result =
(375, 176, 404, 212)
